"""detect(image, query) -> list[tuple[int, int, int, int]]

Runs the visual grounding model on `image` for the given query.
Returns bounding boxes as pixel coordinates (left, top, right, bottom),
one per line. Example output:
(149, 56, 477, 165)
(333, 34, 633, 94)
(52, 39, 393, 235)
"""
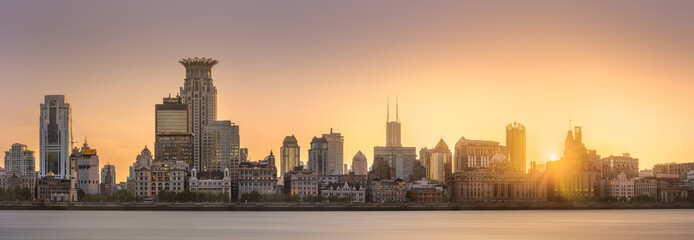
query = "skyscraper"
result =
(280, 135, 300, 175)
(352, 151, 368, 175)
(4, 143, 35, 176)
(323, 129, 344, 175)
(100, 164, 116, 196)
(428, 139, 452, 182)
(201, 120, 238, 172)
(374, 99, 416, 181)
(308, 136, 329, 175)
(155, 95, 194, 167)
(40, 95, 72, 179)
(506, 122, 526, 173)
(179, 57, 219, 171)
(71, 140, 100, 194)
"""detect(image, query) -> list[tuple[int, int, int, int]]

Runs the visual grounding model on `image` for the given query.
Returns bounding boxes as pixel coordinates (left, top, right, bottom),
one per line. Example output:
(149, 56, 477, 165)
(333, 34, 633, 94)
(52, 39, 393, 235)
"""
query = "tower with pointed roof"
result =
(280, 135, 300, 175)
(374, 97, 416, 182)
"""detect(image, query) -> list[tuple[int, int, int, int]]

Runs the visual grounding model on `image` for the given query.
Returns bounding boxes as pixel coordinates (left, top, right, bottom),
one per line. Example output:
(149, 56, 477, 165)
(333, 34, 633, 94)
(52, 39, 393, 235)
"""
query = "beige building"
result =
(132, 147, 188, 198)
(189, 167, 232, 199)
(634, 177, 658, 198)
(605, 172, 634, 200)
(321, 182, 366, 203)
(601, 153, 639, 179)
(238, 156, 278, 195)
(453, 137, 505, 171)
(367, 178, 408, 203)
(351, 151, 368, 176)
(283, 167, 318, 197)
(653, 162, 694, 181)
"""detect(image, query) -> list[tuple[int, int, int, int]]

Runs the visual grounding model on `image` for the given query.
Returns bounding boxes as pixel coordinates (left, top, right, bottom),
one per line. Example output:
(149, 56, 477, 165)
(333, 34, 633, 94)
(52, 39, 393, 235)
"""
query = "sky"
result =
(1, 1, 693, 182)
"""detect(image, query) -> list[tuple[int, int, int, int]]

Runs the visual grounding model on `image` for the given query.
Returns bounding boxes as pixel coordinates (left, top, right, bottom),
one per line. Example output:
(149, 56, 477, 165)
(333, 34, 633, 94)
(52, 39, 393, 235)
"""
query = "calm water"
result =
(0, 209, 693, 240)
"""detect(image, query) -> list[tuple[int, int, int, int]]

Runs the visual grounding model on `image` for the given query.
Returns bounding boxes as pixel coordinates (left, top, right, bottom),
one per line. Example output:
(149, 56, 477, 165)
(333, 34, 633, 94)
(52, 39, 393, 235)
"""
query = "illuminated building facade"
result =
(39, 95, 72, 179)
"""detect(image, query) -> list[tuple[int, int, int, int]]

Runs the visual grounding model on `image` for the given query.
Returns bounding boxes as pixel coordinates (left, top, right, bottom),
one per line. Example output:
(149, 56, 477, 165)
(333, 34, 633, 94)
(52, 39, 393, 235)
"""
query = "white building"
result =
(321, 182, 366, 203)
(323, 129, 344, 175)
(4, 143, 35, 176)
(351, 151, 368, 176)
(132, 146, 188, 198)
(40, 95, 72, 179)
(428, 139, 452, 182)
(189, 168, 232, 199)
(72, 141, 100, 194)
(607, 172, 635, 200)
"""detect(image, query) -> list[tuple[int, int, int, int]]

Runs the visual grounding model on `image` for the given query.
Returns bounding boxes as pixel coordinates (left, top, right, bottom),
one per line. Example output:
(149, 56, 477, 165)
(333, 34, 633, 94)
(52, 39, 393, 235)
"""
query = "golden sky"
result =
(1, 1, 693, 182)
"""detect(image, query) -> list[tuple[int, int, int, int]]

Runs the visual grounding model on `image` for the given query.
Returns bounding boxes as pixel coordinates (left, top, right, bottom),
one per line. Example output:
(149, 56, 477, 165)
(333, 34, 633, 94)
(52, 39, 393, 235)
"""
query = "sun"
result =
(550, 154, 558, 161)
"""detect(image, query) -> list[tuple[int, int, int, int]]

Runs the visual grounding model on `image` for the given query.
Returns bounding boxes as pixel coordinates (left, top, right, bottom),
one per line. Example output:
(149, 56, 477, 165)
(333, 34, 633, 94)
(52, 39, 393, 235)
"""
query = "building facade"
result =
(155, 95, 194, 168)
(453, 137, 505, 172)
(351, 151, 368, 176)
(367, 178, 408, 203)
(40, 95, 72, 179)
(321, 182, 366, 203)
(447, 164, 547, 204)
(605, 172, 634, 200)
(506, 122, 526, 173)
(308, 136, 329, 175)
(546, 127, 599, 201)
(601, 153, 639, 179)
(283, 166, 319, 197)
(201, 120, 239, 173)
(72, 141, 100, 194)
(100, 164, 116, 196)
(280, 135, 300, 175)
(653, 162, 694, 181)
(238, 157, 278, 195)
(428, 139, 452, 182)
(4, 143, 35, 176)
(634, 178, 658, 198)
(189, 167, 232, 199)
(132, 147, 188, 198)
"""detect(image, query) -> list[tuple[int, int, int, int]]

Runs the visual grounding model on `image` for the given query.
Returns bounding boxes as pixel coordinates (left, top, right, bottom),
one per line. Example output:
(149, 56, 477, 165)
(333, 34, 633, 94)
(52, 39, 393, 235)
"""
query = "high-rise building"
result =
(374, 99, 416, 182)
(71, 140, 100, 194)
(201, 120, 239, 173)
(280, 135, 300, 175)
(453, 137, 505, 171)
(40, 95, 72, 179)
(420, 147, 432, 179)
(4, 143, 35, 176)
(352, 151, 368, 176)
(506, 122, 526, 173)
(100, 164, 116, 196)
(308, 137, 329, 175)
(428, 139, 452, 182)
(155, 95, 193, 167)
(179, 57, 219, 171)
(323, 129, 344, 175)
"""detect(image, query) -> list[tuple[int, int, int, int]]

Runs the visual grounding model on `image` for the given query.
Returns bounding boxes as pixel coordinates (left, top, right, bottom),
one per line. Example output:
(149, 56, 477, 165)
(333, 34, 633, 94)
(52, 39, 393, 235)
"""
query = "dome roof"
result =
(433, 139, 449, 152)
(490, 153, 508, 165)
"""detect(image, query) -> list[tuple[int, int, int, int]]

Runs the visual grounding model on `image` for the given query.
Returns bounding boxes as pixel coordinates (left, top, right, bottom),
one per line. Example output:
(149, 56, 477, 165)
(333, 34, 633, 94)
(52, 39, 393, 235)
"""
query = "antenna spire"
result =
(396, 96, 399, 122)
(387, 96, 390, 122)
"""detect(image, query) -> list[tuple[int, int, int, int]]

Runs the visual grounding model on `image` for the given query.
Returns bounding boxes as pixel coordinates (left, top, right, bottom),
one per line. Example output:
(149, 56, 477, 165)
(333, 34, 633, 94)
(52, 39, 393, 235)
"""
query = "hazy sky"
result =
(1, 1, 693, 182)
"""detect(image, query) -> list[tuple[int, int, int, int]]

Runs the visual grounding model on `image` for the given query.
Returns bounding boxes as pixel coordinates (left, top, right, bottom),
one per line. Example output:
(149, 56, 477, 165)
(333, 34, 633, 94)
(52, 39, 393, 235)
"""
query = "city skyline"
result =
(2, 1, 694, 183)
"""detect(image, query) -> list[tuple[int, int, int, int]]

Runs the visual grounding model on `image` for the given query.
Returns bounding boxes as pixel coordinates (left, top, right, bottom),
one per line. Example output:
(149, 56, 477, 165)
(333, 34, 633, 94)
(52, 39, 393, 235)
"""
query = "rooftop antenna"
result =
(396, 96, 399, 123)
(387, 96, 390, 122)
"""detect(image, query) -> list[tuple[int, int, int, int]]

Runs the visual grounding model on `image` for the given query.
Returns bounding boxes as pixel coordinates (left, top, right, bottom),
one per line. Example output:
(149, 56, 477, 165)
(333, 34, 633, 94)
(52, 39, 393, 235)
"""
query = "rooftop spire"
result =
(396, 96, 399, 123)
(387, 96, 390, 122)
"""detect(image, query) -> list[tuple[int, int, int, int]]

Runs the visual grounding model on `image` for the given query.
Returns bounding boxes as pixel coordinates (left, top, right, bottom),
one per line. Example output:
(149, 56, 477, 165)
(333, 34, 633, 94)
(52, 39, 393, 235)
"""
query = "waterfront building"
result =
(634, 177, 658, 199)
(368, 156, 392, 180)
(4, 143, 35, 176)
(351, 151, 368, 176)
(546, 127, 599, 201)
(155, 95, 193, 168)
(280, 135, 300, 175)
(367, 178, 408, 203)
(657, 181, 689, 202)
(605, 172, 634, 201)
(601, 153, 639, 179)
(36, 172, 71, 202)
(447, 158, 547, 204)
(100, 164, 116, 196)
(179, 57, 219, 171)
(39, 95, 72, 179)
(189, 167, 232, 199)
(407, 179, 445, 203)
(318, 175, 339, 189)
(201, 120, 238, 172)
(338, 172, 368, 186)
(453, 137, 505, 171)
(506, 122, 526, 173)
(238, 153, 278, 195)
(0, 171, 36, 197)
(653, 162, 694, 181)
(71, 141, 99, 194)
(321, 182, 366, 203)
(132, 147, 188, 198)
(283, 166, 319, 197)
(428, 139, 452, 183)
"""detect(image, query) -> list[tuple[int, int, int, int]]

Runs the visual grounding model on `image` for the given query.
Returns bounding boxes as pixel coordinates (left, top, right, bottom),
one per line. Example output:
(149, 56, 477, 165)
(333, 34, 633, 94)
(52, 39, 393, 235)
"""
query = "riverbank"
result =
(2, 202, 693, 211)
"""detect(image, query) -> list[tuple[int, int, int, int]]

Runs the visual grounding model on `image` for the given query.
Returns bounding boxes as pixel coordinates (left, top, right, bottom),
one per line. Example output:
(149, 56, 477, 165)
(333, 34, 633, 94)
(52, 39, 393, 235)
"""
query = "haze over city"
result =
(1, 1, 693, 183)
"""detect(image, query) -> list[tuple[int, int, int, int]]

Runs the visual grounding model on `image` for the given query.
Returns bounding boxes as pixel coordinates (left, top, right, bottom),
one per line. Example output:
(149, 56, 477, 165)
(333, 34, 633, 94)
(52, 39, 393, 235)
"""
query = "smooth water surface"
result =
(0, 209, 692, 240)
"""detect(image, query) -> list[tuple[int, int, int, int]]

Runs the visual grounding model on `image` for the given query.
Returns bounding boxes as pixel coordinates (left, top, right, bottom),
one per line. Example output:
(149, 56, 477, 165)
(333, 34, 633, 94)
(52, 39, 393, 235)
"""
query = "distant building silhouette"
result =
(546, 126, 599, 201)
(155, 95, 193, 168)
(100, 164, 115, 196)
(351, 151, 368, 176)
(506, 122, 526, 173)
(280, 135, 300, 175)
(368, 156, 391, 180)
(374, 98, 416, 181)
(308, 129, 343, 175)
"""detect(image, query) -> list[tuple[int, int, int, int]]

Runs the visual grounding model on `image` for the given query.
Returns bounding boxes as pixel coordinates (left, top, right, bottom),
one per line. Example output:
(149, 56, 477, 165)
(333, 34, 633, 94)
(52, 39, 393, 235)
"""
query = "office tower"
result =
(40, 95, 72, 179)
(155, 95, 193, 167)
(352, 151, 368, 175)
(308, 137, 329, 175)
(374, 99, 416, 181)
(323, 129, 344, 175)
(419, 147, 432, 179)
(201, 120, 238, 172)
(428, 139, 452, 182)
(71, 140, 100, 194)
(506, 122, 526, 173)
(179, 57, 219, 171)
(453, 137, 505, 171)
(4, 143, 35, 176)
(100, 164, 116, 196)
(280, 135, 300, 175)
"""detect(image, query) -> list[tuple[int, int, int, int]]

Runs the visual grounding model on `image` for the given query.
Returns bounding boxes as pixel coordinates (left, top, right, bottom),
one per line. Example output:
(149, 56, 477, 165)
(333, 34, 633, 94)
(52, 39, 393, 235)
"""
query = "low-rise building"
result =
(657, 181, 689, 203)
(133, 161, 188, 199)
(634, 178, 658, 199)
(653, 162, 694, 182)
(36, 173, 71, 202)
(0, 171, 36, 198)
(367, 178, 408, 203)
(189, 168, 232, 199)
(605, 172, 634, 201)
(283, 166, 318, 197)
(238, 154, 278, 195)
(447, 166, 547, 204)
(601, 153, 639, 179)
(321, 182, 366, 203)
(407, 188, 444, 203)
